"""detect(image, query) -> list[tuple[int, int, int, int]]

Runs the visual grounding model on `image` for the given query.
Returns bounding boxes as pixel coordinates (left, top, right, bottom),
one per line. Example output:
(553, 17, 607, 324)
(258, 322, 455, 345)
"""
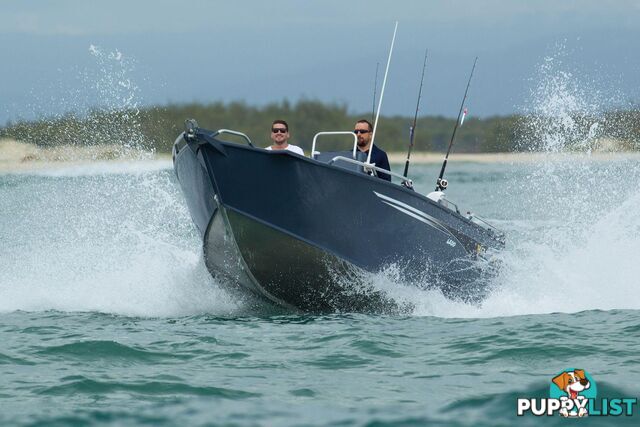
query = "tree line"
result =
(1, 100, 638, 153)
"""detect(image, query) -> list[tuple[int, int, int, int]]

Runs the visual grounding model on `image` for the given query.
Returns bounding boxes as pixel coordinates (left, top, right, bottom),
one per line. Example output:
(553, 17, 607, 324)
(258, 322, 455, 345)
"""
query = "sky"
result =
(1, 0, 640, 125)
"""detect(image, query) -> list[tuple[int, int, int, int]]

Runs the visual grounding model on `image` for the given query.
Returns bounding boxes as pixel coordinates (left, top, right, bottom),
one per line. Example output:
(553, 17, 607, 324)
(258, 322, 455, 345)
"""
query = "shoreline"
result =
(388, 151, 640, 164)
(0, 139, 162, 174)
(2, 139, 640, 174)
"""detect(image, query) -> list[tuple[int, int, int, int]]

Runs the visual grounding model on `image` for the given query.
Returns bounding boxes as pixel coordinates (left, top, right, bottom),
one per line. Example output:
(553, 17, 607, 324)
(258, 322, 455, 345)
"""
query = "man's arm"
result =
(378, 151, 391, 181)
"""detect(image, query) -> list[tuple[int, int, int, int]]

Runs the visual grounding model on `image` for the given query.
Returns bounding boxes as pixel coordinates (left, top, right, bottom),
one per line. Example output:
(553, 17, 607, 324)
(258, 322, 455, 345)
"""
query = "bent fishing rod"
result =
(435, 56, 478, 191)
(403, 48, 428, 179)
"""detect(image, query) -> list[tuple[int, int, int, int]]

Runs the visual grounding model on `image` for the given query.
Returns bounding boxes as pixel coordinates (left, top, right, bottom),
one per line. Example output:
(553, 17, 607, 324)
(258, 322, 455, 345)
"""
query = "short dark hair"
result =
(356, 119, 373, 132)
(272, 119, 289, 131)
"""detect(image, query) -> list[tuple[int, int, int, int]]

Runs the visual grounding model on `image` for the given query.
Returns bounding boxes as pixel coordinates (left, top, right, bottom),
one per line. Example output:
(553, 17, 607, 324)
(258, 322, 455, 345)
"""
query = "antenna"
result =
(368, 21, 398, 165)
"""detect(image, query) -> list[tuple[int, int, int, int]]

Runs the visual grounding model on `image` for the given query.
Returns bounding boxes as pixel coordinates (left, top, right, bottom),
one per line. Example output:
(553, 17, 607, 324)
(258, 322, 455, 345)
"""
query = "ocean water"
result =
(3, 41, 640, 425)
(2, 156, 640, 426)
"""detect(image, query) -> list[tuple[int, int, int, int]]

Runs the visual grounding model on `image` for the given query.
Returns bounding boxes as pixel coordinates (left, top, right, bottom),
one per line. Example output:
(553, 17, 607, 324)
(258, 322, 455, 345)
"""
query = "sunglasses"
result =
(353, 129, 370, 134)
(272, 128, 288, 133)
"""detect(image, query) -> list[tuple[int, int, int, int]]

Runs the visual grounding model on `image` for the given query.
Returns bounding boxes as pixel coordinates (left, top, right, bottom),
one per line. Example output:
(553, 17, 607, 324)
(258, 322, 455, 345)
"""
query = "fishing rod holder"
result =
(436, 178, 448, 190)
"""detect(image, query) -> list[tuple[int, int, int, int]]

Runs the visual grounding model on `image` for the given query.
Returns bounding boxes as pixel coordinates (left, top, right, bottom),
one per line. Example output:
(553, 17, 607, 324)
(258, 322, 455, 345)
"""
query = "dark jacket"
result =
(357, 144, 391, 181)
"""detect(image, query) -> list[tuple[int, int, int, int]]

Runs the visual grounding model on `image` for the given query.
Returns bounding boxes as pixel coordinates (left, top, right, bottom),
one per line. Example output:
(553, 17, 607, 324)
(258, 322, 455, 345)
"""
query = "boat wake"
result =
(404, 47, 640, 318)
(2, 156, 639, 318)
(343, 176, 640, 319)
(0, 164, 239, 317)
(3, 45, 638, 319)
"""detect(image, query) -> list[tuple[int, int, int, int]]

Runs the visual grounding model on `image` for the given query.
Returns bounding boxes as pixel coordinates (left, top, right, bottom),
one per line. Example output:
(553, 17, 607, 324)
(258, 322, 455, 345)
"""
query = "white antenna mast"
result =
(368, 21, 398, 165)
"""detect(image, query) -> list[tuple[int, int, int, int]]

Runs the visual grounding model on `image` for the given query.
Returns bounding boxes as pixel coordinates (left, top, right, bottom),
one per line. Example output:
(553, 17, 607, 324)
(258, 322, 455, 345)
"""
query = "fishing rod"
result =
(435, 56, 477, 191)
(371, 62, 379, 123)
(403, 48, 428, 178)
(369, 21, 398, 165)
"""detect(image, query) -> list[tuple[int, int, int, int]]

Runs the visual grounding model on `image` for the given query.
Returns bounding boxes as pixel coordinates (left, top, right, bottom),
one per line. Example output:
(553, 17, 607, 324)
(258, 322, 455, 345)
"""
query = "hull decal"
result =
(374, 191, 452, 237)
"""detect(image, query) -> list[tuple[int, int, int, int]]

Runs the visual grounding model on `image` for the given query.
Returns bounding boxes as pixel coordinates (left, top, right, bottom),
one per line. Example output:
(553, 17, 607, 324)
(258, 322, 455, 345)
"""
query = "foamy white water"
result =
(3, 42, 638, 319)
(405, 46, 640, 318)
(0, 166, 238, 317)
(2, 155, 639, 318)
(25, 160, 173, 177)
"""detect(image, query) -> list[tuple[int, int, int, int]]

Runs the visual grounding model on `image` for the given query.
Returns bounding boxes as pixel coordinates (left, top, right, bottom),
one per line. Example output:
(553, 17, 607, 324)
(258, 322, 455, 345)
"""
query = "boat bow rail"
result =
(181, 119, 254, 148)
(212, 129, 254, 147)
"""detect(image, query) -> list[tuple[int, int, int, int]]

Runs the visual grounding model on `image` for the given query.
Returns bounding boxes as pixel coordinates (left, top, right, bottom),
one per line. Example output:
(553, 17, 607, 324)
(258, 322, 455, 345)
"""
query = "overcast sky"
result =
(1, 0, 639, 124)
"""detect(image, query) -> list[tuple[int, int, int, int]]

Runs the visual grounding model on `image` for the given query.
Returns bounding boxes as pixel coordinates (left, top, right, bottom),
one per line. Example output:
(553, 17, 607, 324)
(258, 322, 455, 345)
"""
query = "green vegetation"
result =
(1, 100, 638, 153)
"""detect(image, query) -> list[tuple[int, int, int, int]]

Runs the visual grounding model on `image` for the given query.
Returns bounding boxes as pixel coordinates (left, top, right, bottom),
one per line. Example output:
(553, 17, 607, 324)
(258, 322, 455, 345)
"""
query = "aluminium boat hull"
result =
(173, 127, 503, 312)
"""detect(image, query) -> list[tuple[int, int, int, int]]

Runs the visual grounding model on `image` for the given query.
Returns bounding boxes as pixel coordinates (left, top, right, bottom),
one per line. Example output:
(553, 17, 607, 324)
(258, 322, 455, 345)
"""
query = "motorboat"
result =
(172, 120, 504, 312)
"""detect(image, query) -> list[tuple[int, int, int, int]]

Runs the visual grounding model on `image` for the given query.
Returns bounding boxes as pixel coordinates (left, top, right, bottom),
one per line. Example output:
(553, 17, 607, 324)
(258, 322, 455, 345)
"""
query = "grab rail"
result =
(212, 129, 254, 147)
(440, 197, 460, 214)
(328, 156, 413, 187)
(311, 131, 358, 159)
(467, 212, 503, 235)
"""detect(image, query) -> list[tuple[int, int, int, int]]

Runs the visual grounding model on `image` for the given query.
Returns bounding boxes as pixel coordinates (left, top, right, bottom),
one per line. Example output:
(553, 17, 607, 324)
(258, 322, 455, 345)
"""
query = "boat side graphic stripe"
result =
(374, 191, 451, 236)
(379, 200, 451, 236)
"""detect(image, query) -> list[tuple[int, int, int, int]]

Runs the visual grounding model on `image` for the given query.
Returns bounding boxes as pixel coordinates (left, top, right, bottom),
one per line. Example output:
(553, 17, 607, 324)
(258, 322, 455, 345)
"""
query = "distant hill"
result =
(1, 100, 638, 153)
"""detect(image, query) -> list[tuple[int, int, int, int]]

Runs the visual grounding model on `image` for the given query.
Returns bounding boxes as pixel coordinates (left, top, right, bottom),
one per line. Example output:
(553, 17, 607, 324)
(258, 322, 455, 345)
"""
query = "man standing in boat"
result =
(266, 120, 305, 155)
(354, 119, 391, 181)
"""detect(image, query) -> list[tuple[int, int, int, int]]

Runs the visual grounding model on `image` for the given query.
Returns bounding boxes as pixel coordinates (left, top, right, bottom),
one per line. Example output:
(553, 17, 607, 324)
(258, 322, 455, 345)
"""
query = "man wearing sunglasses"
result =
(354, 119, 391, 181)
(266, 119, 305, 155)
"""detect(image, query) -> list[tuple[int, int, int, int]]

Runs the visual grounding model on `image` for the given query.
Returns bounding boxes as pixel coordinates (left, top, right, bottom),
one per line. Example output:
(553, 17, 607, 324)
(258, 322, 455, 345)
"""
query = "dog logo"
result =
(519, 369, 637, 417)
(550, 369, 597, 417)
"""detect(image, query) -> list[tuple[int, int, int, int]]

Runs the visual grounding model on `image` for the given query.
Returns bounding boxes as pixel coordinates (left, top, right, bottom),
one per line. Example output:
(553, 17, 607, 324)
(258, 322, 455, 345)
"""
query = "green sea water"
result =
(2, 158, 640, 426)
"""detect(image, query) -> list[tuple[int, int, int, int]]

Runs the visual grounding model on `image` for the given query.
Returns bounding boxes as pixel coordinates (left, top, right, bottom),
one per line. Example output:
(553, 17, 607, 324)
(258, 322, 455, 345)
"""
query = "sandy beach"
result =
(2, 138, 639, 174)
(0, 139, 162, 173)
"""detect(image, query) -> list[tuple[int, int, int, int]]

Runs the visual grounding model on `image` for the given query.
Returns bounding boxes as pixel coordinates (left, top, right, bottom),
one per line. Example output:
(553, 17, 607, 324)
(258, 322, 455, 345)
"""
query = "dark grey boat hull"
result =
(173, 127, 503, 311)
